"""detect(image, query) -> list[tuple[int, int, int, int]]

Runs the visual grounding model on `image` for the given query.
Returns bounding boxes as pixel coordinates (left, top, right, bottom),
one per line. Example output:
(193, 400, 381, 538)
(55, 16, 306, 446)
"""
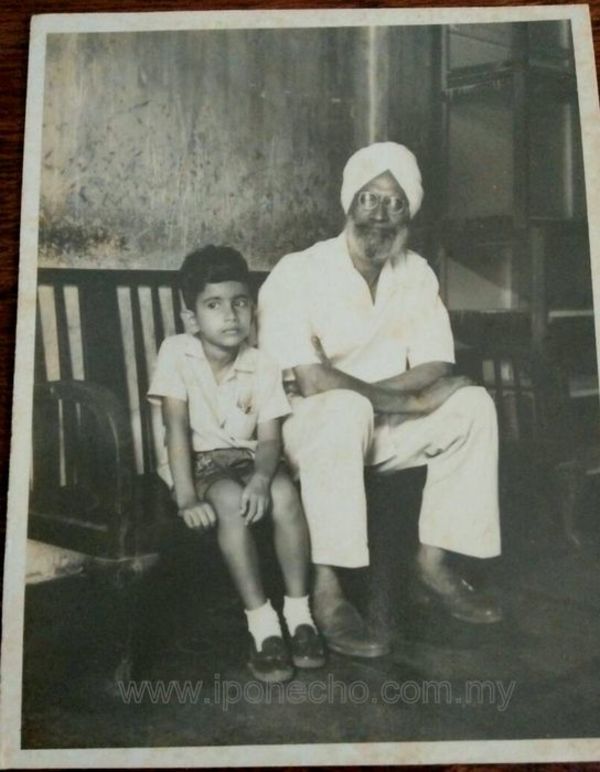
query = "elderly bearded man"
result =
(258, 142, 502, 658)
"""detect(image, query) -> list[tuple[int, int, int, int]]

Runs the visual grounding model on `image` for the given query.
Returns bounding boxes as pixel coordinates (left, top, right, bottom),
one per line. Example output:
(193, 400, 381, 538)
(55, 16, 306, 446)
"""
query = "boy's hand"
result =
(240, 474, 271, 525)
(178, 500, 217, 531)
(418, 375, 474, 414)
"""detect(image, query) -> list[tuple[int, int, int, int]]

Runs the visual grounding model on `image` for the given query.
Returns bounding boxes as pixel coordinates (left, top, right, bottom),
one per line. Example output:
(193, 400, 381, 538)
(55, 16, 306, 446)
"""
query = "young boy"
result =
(148, 245, 325, 683)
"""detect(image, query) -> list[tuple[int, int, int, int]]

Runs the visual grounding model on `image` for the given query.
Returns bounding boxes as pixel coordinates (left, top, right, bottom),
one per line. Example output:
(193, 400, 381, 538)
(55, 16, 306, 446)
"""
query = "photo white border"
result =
(2, 5, 600, 768)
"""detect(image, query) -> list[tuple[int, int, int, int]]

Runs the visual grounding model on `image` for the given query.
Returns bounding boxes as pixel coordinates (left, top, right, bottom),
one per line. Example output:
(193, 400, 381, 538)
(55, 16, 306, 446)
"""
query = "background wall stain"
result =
(39, 27, 435, 270)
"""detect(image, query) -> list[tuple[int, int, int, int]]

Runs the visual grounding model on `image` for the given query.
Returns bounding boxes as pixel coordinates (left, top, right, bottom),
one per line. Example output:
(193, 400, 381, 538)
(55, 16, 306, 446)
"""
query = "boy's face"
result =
(193, 281, 253, 351)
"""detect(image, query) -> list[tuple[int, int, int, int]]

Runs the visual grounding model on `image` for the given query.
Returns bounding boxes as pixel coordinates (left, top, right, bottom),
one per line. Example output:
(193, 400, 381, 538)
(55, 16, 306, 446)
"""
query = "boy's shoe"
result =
(248, 635, 294, 683)
(290, 624, 326, 669)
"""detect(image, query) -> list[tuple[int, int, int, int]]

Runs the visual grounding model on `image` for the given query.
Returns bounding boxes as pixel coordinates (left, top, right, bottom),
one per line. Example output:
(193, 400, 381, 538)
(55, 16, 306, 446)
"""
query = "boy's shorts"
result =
(193, 448, 255, 500)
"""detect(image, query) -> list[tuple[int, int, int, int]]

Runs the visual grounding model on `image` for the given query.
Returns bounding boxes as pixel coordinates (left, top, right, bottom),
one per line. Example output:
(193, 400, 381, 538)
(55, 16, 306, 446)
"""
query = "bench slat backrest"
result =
(36, 269, 268, 475)
(37, 270, 543, 468)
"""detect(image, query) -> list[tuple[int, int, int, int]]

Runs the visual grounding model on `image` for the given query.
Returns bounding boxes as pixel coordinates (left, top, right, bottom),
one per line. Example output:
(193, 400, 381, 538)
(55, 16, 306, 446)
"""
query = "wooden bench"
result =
(32, 269, 268, 559)
(32, 266, 584, 683)
(31, 268, 498, 563)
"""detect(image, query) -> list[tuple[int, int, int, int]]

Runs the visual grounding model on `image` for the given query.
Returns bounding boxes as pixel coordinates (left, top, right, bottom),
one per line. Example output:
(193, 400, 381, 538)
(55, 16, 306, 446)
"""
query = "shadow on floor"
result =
(21, 472, 600, 749)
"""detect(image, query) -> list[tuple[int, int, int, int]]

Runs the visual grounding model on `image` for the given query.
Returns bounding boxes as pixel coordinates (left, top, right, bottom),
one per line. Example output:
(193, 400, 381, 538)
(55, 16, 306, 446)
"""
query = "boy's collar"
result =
(183, 334, 256, 373)
(232, 343, 256, 373)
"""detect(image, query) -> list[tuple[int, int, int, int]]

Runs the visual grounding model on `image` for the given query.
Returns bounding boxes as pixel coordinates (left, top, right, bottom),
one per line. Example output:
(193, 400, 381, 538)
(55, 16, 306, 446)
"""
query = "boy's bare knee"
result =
(270, 470, 302, 520)
(206, 479, 243, 519)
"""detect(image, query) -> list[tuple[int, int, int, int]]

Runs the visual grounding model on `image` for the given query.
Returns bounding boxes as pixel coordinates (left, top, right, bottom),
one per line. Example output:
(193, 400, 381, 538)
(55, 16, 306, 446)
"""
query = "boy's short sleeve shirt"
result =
(147, 337, 188, 403)
(148, 335, 290, 484)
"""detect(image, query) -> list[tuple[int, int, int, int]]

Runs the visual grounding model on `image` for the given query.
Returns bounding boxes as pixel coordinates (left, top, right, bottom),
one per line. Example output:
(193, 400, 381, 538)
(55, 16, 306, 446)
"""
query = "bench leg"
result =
(87, 557, 158, 698)
(557, 464, 586, 548)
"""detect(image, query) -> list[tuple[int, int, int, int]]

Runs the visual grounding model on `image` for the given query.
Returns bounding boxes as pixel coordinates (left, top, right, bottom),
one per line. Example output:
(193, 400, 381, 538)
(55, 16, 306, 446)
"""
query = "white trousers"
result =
(282, 386, 501, 568)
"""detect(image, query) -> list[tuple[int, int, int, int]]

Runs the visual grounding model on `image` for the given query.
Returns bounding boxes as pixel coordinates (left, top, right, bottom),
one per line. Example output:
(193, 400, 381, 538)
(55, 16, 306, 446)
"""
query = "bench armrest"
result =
(31, 380, 138, 557)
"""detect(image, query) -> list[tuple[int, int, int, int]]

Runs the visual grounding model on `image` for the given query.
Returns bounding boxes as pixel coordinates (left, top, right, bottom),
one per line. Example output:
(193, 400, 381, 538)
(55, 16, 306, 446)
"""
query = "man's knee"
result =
(447, 385, 497, 423)
(307, 389, 374, 428)
(284, 389, 374, 467)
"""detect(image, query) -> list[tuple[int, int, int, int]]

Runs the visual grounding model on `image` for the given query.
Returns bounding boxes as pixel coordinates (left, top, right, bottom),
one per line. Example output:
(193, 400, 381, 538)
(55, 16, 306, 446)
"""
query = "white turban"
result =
(340, 142, 423, 219)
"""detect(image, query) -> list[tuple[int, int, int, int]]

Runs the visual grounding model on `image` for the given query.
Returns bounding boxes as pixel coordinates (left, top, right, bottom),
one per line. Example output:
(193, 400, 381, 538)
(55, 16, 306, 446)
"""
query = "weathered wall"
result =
(39, 27, 435, 270)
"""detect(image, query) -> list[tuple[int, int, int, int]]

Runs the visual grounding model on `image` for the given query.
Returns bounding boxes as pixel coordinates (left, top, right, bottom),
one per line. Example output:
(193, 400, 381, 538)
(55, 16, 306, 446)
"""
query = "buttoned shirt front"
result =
(257, 233, 455, 383)
(148, 334, 291, 484)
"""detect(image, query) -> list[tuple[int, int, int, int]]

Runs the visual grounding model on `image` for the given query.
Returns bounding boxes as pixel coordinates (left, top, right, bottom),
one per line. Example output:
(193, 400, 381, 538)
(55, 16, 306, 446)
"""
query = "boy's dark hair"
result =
(179, 245, 250, 309)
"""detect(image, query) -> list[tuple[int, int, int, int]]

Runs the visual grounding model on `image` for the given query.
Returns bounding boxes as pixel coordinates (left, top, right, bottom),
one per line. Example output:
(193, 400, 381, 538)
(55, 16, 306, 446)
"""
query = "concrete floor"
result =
(21, 472, 600, 750)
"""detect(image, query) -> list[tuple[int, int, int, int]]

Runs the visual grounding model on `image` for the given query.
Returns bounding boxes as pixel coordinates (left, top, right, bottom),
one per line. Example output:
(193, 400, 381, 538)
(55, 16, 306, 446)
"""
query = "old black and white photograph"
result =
(1, 5, 600, 768)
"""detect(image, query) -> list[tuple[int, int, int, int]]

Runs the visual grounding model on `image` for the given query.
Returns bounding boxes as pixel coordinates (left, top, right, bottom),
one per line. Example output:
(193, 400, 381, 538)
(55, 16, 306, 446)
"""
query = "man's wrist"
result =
(371, 384, 405, 413)
(372, 388, 422, 415)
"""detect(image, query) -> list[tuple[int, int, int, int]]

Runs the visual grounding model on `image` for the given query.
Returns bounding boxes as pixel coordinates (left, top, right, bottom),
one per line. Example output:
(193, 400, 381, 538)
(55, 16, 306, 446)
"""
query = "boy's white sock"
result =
(283, 595, 316, 636)
(245, 599, 282, 650)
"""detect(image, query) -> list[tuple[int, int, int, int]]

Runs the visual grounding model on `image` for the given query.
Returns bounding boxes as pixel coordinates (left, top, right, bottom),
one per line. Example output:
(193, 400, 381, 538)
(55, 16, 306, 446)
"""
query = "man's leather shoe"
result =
(414, 570, 503, 625)
(248, 636, 294, 683)
(315, 600, 392, 658)
(290, 624, 326, 668)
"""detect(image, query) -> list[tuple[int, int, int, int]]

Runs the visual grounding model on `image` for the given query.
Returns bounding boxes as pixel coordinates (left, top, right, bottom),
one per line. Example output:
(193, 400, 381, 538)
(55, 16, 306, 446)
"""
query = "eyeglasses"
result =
(357, 191, 407, 214)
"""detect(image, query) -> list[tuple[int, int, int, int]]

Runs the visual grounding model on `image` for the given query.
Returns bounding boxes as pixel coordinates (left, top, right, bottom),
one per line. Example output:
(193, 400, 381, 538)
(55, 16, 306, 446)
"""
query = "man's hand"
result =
(311, 335, 331, 366)
(240, 474, 271, 525)
(417, 375, 474, 414)
(178, 500, 217, 531)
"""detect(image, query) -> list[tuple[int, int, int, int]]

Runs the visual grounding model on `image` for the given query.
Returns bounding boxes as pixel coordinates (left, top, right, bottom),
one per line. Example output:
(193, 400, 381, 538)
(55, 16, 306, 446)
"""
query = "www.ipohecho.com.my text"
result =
(117, 676, 516, 712)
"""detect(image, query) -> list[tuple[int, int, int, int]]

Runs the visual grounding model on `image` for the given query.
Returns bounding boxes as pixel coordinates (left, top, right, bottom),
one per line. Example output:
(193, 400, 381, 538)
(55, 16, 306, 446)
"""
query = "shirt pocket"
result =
(224, 405, 258, 441)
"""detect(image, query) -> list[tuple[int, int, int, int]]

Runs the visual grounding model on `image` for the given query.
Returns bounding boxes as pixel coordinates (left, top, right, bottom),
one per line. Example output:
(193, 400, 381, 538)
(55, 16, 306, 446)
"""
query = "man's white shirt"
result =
(257, 234, 500, 564)
(258, 233, 455, 383)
